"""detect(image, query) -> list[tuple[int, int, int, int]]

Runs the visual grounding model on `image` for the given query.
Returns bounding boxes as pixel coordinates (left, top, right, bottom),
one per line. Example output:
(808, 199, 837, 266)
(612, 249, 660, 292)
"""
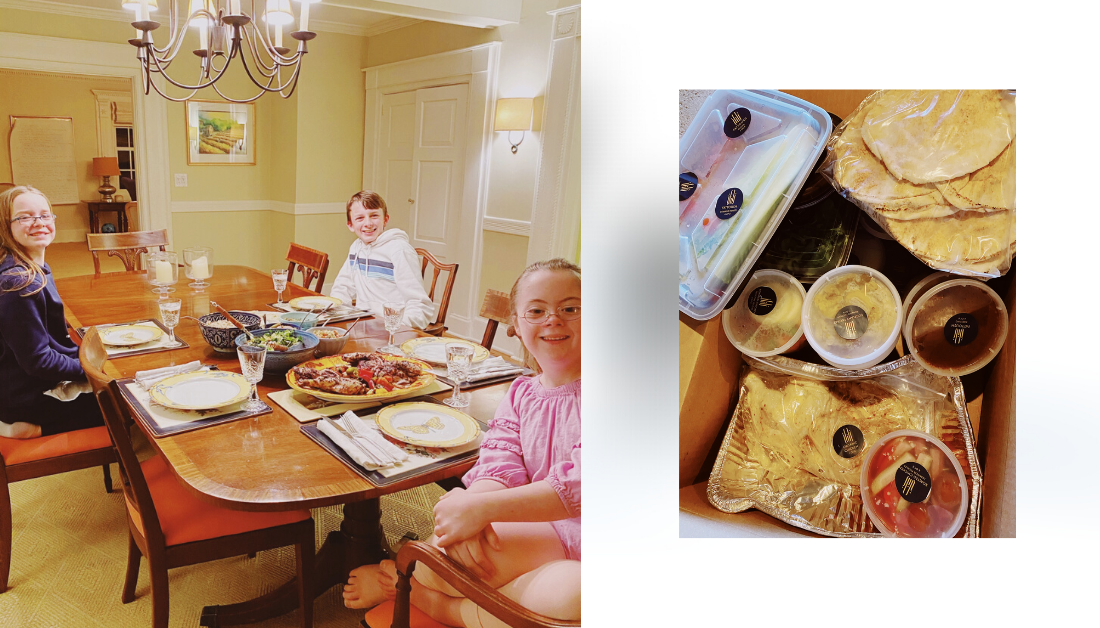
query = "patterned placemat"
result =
(77, 319, 190, 358)
(117, 376, 272, 437)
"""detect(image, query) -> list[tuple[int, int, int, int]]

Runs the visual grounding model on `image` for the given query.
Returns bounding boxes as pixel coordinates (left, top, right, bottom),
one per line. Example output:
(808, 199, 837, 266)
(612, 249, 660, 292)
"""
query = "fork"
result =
(339, 414, 390, 462)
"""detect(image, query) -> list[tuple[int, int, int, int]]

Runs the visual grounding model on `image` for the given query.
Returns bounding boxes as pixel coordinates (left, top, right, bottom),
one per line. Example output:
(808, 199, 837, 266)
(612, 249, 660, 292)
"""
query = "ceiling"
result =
(1, 0, 522, 37)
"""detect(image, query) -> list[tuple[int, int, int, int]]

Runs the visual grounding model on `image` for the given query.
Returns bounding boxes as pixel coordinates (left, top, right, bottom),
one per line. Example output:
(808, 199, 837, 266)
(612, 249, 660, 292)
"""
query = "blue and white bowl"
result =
(234, 328, 320, 372)
(198, 311, 263, 353)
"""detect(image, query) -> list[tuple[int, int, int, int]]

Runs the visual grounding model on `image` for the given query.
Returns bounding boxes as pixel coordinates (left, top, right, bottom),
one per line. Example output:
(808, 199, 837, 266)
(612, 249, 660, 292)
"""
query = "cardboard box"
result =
(678, 90, 1016, 538)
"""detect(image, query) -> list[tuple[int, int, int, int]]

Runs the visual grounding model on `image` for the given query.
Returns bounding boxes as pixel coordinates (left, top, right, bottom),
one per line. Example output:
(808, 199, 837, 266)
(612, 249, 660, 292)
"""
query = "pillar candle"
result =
(155, 260, 172, 283)
(299, 2, 309, 32)
(230, 0, 241, 14)
(192, 256, 210, 279)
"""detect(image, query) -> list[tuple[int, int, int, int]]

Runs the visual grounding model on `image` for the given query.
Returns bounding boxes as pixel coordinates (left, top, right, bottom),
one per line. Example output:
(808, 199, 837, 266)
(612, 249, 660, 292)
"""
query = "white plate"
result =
(399, 337, 490, 366)
(288, 296, 342, 311)
(376, 402, 480, 448)
(101, 324, 164, 346)
(149, 371, 250, 410)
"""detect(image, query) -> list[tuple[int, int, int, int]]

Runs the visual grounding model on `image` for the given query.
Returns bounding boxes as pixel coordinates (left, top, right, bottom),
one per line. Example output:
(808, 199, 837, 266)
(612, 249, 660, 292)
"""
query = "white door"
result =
(378, 91, 416, 232)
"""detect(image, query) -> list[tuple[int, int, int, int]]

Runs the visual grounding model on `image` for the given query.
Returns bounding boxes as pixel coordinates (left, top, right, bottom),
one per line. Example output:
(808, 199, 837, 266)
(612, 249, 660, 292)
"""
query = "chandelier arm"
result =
(238, 44, 303, 93)
(147, 49, 230, 93)
(144, 66, 201, 102)
(240, 26, 281, 76)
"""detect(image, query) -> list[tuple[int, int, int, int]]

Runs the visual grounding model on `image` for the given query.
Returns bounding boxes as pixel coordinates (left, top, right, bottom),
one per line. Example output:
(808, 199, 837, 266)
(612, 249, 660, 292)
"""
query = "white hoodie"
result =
(329, 229, 435, 329)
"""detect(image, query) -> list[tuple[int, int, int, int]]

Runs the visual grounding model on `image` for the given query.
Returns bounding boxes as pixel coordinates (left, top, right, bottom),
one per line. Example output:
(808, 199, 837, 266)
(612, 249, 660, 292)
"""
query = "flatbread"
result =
(935, 140, 1016, 211)
(861, 90, 1013, 184)
(885, 210, 1014, 265)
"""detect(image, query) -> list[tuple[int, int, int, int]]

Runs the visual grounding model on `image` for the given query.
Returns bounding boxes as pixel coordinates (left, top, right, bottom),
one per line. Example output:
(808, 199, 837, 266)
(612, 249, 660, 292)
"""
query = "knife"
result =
(321, 416, 377, 464)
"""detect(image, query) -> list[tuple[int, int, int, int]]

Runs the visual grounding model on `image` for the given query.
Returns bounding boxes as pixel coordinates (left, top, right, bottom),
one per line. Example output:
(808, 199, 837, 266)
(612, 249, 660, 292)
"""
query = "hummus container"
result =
(721, 270, 806, 357)
(860, 430, 968, 538)
(904, 279, 1009, 377)
(679, 90, 832, 320)
(900, 272, 952, 323)
(802, 265, 902, 370)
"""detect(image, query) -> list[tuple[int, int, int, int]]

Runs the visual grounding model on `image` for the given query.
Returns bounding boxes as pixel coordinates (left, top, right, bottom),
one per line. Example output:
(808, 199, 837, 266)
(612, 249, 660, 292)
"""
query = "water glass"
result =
(381, 301, 405, 354)
(443, 343, 473, 408)
(158, 298, 182, 343)
(237, 345, 267, 412)
(183, 246, 213, 289)
(272, 269, 289, 303)
(147, 250, 178, 299)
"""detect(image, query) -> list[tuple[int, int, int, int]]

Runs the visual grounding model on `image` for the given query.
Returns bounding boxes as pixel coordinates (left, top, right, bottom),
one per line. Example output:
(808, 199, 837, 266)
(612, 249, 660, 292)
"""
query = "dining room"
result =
(0, 2, 581, 627)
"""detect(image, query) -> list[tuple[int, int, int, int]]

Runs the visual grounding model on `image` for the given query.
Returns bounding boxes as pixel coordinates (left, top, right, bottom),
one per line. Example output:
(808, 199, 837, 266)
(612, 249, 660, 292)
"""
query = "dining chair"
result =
(478, 288, 513, 351)
(363, 540, 581, 628)
(78, 328, 316, 628)
(86, 229, 168, 275)
(415, 249, 458, 337)
(286, 243, 330, 292)
(124, 201, 138, 230)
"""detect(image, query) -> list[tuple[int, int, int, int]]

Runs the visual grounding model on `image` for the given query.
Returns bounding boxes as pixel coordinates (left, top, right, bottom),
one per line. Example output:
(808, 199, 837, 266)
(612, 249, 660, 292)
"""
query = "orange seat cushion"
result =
(129, 454, 310, 547)
(364, 600, 449, 628)
(0, 426, 112, 466)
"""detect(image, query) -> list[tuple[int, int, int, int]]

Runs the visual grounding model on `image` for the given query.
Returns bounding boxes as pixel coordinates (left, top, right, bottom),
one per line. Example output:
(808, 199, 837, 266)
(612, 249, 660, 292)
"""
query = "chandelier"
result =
(123, 0, 320, 103)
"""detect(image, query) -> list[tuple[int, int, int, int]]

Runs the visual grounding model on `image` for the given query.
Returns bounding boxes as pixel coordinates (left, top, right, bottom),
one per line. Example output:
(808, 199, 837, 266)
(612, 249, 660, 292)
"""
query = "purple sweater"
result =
(0, 255, 84, 415)
(463, 376, 581, 561)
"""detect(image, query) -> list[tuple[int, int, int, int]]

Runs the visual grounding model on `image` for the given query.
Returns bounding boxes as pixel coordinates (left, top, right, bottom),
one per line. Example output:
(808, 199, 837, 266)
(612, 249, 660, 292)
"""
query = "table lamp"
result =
(92, 157, 121, 202)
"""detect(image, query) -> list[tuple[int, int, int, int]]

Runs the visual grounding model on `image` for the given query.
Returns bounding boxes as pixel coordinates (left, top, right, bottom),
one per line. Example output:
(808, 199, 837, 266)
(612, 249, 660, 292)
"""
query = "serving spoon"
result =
(210, 301, 255, 340)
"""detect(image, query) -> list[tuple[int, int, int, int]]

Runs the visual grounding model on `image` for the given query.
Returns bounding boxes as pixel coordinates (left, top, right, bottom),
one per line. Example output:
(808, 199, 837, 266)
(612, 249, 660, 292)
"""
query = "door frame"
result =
(362, 43, 501, 344)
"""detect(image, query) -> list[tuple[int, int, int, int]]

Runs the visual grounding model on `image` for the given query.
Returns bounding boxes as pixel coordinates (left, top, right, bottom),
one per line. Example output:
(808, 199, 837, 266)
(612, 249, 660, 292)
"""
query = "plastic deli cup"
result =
(721, 270, 806, 357)
(860, 430, 968, 538)
(904, 279, 1009, 377)
(802, 265, 902, 370)
(901, 272, 952, 325)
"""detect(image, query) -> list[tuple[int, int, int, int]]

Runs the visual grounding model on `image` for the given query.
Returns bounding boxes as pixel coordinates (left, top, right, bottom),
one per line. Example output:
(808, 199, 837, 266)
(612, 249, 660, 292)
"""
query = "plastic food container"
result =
(802, 265, 902, 370)
(900, 272, 952, 325)
(721, 270, 806, 357)
(679, 90, 833, 320)
(756, 192, 860, 284)
(904, 279, 1009, 377)
(860, 430, 968, 538)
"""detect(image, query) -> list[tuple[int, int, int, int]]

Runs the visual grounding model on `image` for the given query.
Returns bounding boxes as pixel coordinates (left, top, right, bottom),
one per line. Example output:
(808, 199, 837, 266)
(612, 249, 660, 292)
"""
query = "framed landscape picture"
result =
(186, 100, 256, 165)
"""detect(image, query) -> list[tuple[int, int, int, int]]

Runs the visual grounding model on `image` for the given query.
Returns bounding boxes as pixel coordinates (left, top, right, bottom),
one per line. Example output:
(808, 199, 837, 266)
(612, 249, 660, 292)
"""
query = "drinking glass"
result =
(183, 246, 214, 289)
(158, 298, 182, 344)
(147, 250, 178, 299)
(380, 301, 405, 354)
(272, 269, 289, 304)
(443, 344, 474, 408)
(237, 345, 267, 412)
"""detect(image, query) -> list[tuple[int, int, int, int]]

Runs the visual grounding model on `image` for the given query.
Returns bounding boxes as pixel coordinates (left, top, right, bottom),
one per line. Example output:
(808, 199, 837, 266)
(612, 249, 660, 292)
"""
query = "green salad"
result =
(247, 329, 302, 352)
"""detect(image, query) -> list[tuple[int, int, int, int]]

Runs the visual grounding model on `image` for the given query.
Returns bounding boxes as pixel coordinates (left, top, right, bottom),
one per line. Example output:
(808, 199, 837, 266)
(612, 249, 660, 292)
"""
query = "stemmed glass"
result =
(272, 269, 289, 304)
(147, 250, 178, 299)
(443, 344, 473, 408)
(380, 301, 405, 354)
(158, 298, 182, 344)
(183, 246, 213, 290)
(237, 345, 267, 412)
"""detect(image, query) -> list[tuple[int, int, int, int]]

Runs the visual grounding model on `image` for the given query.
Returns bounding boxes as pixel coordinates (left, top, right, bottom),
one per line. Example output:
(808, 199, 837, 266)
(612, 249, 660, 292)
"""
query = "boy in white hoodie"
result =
(329, 191, 435, 328)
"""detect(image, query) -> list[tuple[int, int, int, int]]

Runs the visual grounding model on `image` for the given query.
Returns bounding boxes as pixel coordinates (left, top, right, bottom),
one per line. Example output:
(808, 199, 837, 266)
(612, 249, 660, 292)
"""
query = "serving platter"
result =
(375, 402, 480, 448)
(285, 353, 435, 403)
(288, 295, 342, 311)
(148, 371, 251, 410)
(399, 337, 490, 366)
(101, 324, 164, 346)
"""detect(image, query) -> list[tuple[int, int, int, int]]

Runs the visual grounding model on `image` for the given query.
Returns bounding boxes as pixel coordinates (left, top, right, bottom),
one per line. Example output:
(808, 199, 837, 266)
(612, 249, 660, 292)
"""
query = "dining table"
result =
(56, 265, 511, 627)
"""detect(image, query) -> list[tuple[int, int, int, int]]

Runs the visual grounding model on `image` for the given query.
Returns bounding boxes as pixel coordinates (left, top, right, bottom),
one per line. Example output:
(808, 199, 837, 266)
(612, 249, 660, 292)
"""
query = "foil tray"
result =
(706, 354, 982, 537)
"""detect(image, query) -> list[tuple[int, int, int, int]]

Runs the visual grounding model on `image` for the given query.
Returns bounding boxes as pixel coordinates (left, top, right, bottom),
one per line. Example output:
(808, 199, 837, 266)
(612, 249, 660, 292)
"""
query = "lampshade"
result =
(189, 0, 213, 27)
(121, 0, 159, 11)
(92, 157, 121, 177)
(264, 0, 294, 25)
(494, 98, 534, 132)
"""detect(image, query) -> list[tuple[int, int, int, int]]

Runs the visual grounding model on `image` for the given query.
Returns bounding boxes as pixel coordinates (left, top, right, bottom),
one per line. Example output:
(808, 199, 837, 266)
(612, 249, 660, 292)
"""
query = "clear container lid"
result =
(721, 269, 806, 357)
(860, 430, 968, 538)
(756, 193, 860, 283)
(802, 265, 902, 369)
(904, 279, 1009, 377)
(679, 90, 832, 320)
(900, 272, 952, 324)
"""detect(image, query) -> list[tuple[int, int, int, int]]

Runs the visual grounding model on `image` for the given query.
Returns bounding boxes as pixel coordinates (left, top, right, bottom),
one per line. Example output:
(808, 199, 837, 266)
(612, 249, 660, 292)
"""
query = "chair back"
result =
(478, 288, 512, 350)
(124, 201, 138, 230)
(285, 243, 329, 292)
(86, 229, 168, 275)
(415, 248, 458, 336)
(78, 328, 166, 549)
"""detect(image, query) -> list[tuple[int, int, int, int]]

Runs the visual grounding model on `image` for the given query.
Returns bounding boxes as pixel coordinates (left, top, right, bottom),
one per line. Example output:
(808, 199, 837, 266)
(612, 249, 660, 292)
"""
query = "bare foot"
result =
(378, 559, 398, 600)
(342, 564, 386, 610)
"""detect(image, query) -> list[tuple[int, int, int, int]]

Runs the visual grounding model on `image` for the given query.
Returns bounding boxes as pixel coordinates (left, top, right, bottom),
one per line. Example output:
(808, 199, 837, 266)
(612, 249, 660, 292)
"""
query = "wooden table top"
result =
(56, 265, 509, 512)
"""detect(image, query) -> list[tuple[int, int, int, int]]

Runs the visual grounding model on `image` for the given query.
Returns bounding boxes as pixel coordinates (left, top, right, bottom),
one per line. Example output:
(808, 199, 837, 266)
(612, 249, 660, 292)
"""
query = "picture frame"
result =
(185, 100, 256, 165)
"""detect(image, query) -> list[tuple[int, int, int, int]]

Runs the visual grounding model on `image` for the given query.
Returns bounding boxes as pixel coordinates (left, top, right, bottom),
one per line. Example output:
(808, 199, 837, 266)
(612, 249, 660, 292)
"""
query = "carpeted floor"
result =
(1, 461, 444, 627)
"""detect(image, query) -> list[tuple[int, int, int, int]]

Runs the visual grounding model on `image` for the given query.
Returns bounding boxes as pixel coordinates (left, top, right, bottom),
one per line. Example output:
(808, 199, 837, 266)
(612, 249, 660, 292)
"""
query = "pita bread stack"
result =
(823, 90, 1016, 277)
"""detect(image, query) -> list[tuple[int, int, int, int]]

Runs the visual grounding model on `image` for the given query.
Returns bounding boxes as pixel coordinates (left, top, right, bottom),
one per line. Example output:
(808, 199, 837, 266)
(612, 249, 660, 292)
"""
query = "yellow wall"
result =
(172, 210, 294, 274)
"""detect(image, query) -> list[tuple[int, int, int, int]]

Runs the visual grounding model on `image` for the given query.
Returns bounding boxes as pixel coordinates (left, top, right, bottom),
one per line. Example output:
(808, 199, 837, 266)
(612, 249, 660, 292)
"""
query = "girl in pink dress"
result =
(344, 258, 581, 627)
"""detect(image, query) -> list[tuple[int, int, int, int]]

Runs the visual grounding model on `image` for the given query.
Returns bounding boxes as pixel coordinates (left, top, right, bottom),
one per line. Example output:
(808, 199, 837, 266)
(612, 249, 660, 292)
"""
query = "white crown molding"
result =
(170, 200, 346, 215)
(361, 16, 422, 37)
(483, 216, 530, 237)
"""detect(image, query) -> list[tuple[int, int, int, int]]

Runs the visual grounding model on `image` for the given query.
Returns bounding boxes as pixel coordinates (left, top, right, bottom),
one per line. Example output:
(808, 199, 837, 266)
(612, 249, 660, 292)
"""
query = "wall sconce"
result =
(494, 98, 534, 154)
(92, 157, 121, 202)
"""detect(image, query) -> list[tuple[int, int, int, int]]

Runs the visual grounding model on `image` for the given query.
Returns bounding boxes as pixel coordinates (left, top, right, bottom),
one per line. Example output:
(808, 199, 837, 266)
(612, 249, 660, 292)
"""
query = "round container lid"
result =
(904, 279, 1009, 377)
(802, 265, 902, 369)
(722, 269, 806, 357)
(860, 430, 968, 538)
(901, 272, 952, 324)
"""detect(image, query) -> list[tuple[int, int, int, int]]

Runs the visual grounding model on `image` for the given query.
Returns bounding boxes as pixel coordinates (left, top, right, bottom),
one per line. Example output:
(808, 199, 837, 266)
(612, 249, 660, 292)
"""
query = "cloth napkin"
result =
(464, 357, 526, 383)
(134, 361, 204, 389)
(317, 410, 409, 470)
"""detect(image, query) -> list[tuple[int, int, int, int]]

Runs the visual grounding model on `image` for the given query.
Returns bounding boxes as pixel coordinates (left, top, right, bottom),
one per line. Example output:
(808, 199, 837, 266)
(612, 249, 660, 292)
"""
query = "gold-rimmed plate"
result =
(288, 295, 342, 311)
(148, 371, 250, 410)
(399, 337, 490, 366)
(376, 402, 480, 448)
(285, 353, 435, 403)
(101, 324, 164, 346)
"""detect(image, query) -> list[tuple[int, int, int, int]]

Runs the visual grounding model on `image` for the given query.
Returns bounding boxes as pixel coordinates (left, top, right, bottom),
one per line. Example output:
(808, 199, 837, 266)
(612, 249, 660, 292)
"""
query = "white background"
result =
(581, 0, 1092, 625)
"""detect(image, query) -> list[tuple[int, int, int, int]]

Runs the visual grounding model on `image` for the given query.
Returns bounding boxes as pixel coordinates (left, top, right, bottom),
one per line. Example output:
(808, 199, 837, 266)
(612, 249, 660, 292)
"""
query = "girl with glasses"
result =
(0, 186, 102, 438)
(344, 259, 582, 628)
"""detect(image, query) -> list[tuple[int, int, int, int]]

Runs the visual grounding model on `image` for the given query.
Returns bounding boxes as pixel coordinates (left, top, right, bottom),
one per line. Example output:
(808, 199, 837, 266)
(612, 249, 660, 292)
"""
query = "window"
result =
(115, 126, 136, 187)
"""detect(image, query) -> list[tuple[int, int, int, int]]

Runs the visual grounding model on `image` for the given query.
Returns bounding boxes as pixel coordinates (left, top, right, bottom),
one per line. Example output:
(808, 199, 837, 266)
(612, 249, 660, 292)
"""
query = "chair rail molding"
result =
(483, 216, 531, 237)
(0, 32, 173, 244)
(527, 5, 581, 265)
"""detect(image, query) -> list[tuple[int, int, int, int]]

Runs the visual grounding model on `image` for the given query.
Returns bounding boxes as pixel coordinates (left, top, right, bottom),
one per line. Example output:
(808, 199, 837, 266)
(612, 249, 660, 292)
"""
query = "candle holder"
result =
(147, 251, 178, 299)
(183, 246, 214, 290)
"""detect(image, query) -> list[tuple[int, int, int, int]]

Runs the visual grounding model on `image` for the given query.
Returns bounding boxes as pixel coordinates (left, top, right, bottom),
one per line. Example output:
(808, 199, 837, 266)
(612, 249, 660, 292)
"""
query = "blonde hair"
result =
(346, 190, 388, 222)
(507, 258, 581, 373)
(0, 186, 51, 296)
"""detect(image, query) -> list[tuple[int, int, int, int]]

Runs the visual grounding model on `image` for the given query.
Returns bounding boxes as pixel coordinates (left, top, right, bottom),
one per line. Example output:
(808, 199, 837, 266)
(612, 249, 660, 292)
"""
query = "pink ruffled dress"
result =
(462, 376, 581, 560)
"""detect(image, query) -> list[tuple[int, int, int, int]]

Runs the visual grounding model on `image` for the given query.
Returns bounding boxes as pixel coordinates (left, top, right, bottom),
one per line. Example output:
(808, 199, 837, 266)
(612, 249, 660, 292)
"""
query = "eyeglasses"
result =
(10, 214, 56, 226)
(521, 305, 581, 324)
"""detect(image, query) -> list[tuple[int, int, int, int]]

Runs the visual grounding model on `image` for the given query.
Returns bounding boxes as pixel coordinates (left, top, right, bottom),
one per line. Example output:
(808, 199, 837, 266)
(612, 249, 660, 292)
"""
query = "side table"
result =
(84, 201, 129, 234)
